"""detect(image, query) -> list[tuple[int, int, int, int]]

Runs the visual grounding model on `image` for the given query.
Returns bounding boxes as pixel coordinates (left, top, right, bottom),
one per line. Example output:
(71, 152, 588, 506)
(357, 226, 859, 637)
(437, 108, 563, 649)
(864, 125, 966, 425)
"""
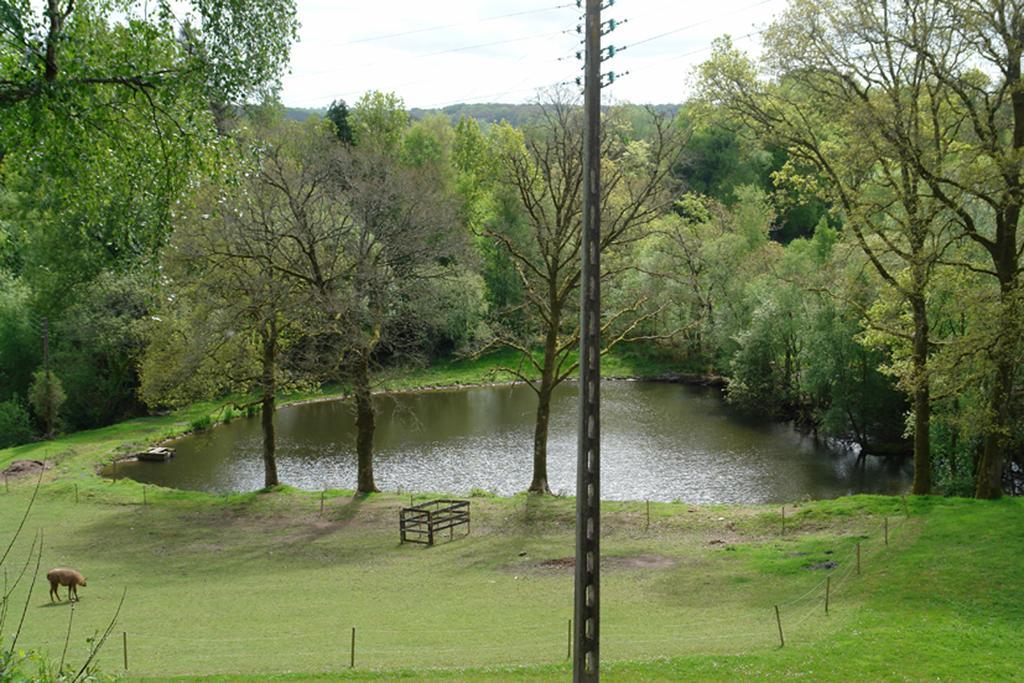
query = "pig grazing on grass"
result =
(47, 568, 86, 602)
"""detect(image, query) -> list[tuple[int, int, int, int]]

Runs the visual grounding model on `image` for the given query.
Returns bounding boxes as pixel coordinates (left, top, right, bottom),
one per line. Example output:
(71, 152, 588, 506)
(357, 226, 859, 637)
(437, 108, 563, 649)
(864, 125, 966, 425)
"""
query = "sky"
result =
(280, 0, 789, 110)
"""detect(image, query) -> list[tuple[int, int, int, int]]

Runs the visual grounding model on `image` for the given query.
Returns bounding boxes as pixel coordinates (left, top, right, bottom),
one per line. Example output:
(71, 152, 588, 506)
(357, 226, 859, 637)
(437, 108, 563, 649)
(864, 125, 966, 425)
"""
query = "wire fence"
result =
(25, 506, 909, 677)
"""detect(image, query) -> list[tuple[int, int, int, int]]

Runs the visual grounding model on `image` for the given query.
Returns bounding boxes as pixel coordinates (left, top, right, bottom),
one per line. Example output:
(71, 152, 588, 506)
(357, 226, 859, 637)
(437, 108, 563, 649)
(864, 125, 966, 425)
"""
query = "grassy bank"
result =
(0, 346, 684, 479)
(0, 482, 1020, 681)
(2, 346, 1018, 680)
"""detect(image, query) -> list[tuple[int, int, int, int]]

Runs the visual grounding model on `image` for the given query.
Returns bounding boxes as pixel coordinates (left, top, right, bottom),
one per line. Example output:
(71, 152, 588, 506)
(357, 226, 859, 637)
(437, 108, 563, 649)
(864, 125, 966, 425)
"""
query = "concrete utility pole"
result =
(573, 0, 602, 679)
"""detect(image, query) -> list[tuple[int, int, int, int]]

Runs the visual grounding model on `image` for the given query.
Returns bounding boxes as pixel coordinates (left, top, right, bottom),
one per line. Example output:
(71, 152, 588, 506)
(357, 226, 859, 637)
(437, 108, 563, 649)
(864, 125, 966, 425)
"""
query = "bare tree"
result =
(483, 92, 684, 494)
(263, 133, 462, 494)
(140, 124, 324, 488)
(334, 148, 461, 493)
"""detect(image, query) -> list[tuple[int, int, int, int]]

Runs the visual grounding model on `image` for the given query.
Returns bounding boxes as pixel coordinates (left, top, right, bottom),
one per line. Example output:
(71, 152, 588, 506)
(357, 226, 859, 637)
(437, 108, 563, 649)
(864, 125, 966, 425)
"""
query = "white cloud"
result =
(281, 0, 787, 109)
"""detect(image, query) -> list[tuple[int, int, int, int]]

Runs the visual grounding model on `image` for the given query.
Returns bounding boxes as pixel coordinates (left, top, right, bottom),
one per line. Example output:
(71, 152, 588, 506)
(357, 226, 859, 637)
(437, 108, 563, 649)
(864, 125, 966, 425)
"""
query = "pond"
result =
(110, 381, 912, 503)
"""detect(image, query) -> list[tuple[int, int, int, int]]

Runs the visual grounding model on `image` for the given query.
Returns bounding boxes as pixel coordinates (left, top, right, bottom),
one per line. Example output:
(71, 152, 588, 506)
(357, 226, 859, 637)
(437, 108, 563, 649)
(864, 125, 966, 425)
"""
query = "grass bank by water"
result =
(0, 481, 1020, 681)
(2, 346, 1018, 680)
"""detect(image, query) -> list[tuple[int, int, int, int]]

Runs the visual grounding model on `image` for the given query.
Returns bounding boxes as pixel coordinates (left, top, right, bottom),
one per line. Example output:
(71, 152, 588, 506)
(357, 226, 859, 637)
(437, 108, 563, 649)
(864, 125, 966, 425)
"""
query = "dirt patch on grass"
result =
(2, 459, 49, 478)
(521, 554, 677, 573)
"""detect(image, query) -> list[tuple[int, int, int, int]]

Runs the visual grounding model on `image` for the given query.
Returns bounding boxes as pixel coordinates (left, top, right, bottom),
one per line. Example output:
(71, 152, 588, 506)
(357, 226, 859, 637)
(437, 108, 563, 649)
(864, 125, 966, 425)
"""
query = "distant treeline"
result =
(285, 102, 681, 129)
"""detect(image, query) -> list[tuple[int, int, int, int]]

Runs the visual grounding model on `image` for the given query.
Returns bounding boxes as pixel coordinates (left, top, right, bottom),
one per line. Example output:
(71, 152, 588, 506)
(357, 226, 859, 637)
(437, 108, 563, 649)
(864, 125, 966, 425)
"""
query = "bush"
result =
(190, 415, 214, 432)
(28, 369, 66, 438)
(0, 398, 34, 448)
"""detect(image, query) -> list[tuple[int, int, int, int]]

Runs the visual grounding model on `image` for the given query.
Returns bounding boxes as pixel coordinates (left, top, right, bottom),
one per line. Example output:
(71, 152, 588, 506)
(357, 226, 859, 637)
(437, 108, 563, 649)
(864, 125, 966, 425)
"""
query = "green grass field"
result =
(1, 478, 1021, 681)
(1, 349, 1021, 681)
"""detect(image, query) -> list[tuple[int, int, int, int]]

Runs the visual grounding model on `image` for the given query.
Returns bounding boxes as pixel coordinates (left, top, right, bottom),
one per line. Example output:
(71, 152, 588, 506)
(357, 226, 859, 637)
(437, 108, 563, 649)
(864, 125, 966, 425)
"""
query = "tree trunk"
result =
(975, 346, 1013, 499)
(530, 380, 554, 494)
(260, 328, 279, 489)
(975, 51, 1023, 499)
(354, 349, 379, 493)
(910, 294, 931, 495)
(529, 319, 559, 495)
(975, 241, 1019, 499)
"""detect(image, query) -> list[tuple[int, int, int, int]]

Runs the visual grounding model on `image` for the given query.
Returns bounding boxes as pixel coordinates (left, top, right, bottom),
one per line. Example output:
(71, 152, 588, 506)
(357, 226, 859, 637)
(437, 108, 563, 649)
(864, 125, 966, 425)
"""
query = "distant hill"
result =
(284, 107, 325, 122)
(283, 102, 681, 128)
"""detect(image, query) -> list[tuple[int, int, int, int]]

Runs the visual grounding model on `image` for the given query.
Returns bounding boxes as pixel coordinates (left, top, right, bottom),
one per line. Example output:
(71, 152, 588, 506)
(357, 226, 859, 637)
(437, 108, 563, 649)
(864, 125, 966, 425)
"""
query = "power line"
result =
(418, 30, 569, 59)
(621, 0, 779, 52)
(325, 3, 575, 47)
(294, 27, 573, 95)
(626, 28, 765, 76)
(296, 3, 770, 112)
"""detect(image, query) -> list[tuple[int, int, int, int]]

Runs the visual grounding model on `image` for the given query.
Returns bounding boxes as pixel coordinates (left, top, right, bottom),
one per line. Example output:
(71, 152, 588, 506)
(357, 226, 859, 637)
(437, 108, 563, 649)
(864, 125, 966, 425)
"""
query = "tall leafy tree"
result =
(0, 0, 299, 304)
(325, 99, 355, 145)
(700, 1, 966, 494)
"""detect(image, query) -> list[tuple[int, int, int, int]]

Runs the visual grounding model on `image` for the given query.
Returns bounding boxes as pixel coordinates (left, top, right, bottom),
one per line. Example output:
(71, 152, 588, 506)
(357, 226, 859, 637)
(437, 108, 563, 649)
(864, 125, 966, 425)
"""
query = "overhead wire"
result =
(620, 0, 779, 52)
(327, 3, 576, 47)
(293, 0, 780, 110)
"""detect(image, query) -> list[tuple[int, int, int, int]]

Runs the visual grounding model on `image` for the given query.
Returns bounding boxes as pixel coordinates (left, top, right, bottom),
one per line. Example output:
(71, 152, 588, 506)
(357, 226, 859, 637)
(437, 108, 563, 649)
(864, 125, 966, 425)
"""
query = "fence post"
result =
(350, 626, 356, 668)
(781, 505, 786, 536)
(856, 542, 861, 575)
(884, 516, 888, 546)
(774, 605, 785, 647)
(320, 491, 325, 518)
(825, 576, 830, 615)
(427, 511, 434, 546)
(645, 500, 650, 532)
(567, 618, 572, 659)
(123, 631, 128, 670)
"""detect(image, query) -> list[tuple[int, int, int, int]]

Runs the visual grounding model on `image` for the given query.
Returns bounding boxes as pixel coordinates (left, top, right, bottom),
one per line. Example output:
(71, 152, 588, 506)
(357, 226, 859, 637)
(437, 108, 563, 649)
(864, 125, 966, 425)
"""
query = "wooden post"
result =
(568, 618, 572, 659)
(350, 626, 356, 668)
(774, 605, 784, 647)
(825, 576, 830, 615)
(410, 494, 414, 508)
(123, 631, 128, 670)
(320, 491, 325, 517)
(856, 542, 861, 575)
(884, 516, 889, 546)
(645, 500, 650, 531)
(427, 511, 434, 546)
(781, 505, 786, 536)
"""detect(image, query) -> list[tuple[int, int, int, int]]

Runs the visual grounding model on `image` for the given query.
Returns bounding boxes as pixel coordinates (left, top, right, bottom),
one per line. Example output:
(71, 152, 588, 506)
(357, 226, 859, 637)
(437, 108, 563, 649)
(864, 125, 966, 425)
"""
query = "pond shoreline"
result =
(139, 370, 725, 466)
(130, 378, 911, 501)
(283, 370, 727, 408)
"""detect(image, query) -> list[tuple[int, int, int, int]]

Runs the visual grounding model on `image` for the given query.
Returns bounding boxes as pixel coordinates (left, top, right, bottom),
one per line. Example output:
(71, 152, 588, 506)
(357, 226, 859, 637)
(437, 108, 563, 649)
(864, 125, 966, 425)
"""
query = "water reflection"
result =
(111, 381, 912, 503)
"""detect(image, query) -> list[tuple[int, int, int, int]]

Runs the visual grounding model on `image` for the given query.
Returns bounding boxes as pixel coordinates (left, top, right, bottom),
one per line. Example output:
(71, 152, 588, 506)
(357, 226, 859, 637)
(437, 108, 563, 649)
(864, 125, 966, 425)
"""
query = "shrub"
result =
(190, 415, 214, 432)
(28, 369, 66, 438)
(0, 398, 34, 448)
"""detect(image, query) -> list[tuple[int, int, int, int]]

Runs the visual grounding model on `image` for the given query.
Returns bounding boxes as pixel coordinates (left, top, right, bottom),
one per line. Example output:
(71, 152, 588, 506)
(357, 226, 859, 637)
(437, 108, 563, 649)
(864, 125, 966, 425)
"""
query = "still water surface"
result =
(113, 381, 911, 502)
